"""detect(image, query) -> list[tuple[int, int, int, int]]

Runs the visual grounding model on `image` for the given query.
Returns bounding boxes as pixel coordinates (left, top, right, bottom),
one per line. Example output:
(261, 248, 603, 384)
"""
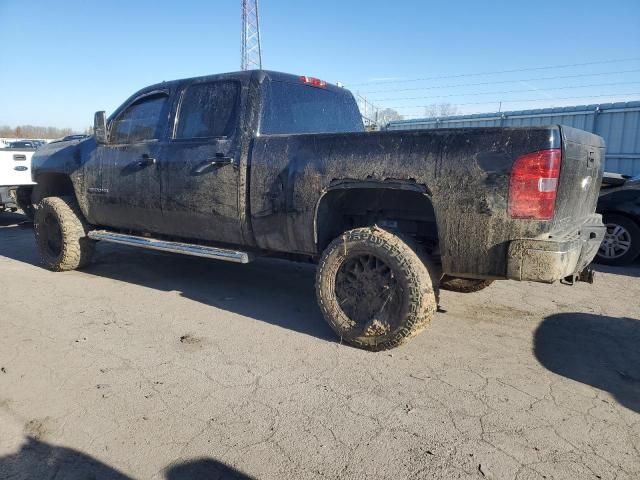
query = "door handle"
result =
(194, 156, 234, 174)
(137, 154, 156, 167)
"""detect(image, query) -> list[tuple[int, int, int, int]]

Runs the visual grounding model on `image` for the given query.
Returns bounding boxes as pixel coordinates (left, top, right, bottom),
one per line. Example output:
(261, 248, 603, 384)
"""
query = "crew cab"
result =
(29, 70, 605, 350)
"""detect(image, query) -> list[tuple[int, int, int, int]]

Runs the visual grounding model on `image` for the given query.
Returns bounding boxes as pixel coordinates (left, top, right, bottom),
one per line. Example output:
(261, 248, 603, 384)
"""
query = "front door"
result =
(160, 80, 244, 245)
(89, 91, 170, 232)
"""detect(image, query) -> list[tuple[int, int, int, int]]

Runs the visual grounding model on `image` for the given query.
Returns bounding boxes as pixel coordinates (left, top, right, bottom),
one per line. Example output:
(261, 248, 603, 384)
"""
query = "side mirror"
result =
(94, 111, 108, 144)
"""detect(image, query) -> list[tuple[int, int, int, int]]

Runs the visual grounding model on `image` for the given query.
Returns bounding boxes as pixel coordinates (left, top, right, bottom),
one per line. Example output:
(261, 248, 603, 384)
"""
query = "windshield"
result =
(261, 80, 364, 135)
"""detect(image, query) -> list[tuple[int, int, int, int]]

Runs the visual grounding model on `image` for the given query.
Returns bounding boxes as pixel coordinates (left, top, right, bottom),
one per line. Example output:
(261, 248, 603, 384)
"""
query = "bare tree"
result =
(375, 108, 404, 126)
(0, 125, 75, 139)
(424, 103, 459, 118)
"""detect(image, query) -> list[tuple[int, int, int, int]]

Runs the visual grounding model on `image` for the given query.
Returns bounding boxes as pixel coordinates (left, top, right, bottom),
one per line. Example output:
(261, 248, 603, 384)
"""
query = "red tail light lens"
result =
(509, 148, 561, 220)
(299, 76, 326, 88)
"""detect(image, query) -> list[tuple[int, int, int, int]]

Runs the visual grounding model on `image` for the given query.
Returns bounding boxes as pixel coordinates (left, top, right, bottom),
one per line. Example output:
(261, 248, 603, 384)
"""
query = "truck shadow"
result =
(165, 458, 254, 479)
(0, 436, 253, 479)
(534, 312, 640, 413)
(84, 244, 336, 343)
(0, 222, 336, 343)
(0, 211, 29, 227)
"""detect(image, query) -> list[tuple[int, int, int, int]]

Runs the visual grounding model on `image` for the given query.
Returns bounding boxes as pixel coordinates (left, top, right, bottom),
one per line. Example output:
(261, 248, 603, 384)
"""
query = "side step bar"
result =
(87, 230, 252, 264)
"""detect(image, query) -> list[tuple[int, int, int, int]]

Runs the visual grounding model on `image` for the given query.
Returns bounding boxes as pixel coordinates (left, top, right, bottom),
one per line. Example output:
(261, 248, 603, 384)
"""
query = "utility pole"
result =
(241, 0, 262, 70)
(356, 93, 381, 131)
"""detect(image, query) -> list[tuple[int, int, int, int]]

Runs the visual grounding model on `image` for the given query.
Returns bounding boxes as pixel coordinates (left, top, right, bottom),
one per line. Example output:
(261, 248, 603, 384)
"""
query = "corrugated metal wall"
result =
(386, 101, 640, 176)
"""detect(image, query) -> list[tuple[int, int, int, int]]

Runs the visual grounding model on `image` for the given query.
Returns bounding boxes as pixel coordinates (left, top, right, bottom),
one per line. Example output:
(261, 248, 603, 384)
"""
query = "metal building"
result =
(386, 101, 640, 176)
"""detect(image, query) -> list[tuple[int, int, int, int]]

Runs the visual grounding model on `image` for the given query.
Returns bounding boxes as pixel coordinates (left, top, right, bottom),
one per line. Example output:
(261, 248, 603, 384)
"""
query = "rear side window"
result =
(175, 81, 239, 139)
(110, 93, 169, 144)
(261, 81, 364, 135)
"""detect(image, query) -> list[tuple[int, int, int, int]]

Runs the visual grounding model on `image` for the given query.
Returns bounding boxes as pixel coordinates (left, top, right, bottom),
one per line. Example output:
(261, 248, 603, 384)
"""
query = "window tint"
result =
(261, 81, 364, 135)
(175, 82, 239, 139)
(110, 93, 168, 144)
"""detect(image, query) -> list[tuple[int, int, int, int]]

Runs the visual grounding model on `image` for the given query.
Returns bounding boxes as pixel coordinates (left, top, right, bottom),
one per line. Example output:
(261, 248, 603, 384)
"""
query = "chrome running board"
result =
(87, 230, 252, 264)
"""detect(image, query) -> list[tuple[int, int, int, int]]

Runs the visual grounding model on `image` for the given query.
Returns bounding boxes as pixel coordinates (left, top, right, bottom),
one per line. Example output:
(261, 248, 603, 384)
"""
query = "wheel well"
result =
(31, 173, 76, 204)
(315, 187, 439, 253)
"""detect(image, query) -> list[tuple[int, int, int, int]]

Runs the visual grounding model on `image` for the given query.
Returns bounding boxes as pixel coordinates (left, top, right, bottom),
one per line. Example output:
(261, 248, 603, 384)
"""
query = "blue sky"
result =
(1, 0, 639, 130)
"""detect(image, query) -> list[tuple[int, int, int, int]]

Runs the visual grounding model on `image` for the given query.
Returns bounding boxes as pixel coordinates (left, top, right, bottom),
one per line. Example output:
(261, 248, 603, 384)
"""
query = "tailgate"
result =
(553, 126, 604, 224)
(0, 149, 36, 187)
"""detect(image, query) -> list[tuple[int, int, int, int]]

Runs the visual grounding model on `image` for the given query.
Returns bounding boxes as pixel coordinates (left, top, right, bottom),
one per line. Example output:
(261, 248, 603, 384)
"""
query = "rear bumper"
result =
(507, 214, 604, 283)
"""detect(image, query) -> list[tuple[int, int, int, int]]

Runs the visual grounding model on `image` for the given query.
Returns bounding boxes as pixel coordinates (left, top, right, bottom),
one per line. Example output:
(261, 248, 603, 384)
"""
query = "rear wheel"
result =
(316, 227, 437, 351)
(34, 196, 95, 271)
(595, 214, 640, 266)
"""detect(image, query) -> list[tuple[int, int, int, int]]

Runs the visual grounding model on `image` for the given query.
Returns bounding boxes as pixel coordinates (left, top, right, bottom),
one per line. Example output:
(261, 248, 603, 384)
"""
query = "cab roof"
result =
(144, 70, 346, 94)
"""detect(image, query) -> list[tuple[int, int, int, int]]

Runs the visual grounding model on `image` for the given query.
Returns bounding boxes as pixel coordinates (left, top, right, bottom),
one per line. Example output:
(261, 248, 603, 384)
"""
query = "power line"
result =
(388, 92, 640, 110)
(371, 81, 640, 102)
(347, 57, 640, 87)
(358, 68, 640, 94)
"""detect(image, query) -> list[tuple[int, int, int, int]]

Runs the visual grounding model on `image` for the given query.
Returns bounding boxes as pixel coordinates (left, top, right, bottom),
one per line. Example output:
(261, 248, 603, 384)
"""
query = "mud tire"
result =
(439, 276, 493, 293)
(316, 227, 437, 351)
(34, 196, 95, 271)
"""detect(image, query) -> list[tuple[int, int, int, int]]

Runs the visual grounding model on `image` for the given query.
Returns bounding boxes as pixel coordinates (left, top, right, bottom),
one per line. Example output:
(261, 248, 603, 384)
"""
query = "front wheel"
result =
(34, 196, 95, 271)
(316, 227, 437, 351)
(595, 214, 640, 266)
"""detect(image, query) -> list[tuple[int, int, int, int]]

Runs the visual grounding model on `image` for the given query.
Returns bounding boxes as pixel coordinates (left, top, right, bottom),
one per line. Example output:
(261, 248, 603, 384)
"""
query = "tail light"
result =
(509, 148, 561, 220)
(300, 76, 326, 88)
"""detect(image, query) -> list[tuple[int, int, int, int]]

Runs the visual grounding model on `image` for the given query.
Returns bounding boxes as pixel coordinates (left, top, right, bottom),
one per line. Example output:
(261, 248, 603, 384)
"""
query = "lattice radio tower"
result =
(241, 0, 262, 70)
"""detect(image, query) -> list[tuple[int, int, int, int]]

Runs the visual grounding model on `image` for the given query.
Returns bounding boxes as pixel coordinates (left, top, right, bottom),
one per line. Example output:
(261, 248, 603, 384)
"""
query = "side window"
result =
(110, 93, 168, 144)
(175, 81, 239, 139)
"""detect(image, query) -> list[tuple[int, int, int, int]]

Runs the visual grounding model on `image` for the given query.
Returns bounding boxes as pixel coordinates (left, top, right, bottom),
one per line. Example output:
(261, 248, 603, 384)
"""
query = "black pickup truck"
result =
(28, 70, 605, 350)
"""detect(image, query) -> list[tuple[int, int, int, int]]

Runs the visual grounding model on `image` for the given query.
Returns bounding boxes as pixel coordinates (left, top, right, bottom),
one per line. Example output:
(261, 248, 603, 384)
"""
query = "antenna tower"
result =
(241, 0, 262, 70)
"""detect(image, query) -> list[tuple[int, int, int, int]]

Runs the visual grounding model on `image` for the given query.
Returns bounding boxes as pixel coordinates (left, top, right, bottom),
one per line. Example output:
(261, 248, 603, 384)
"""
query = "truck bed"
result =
(249, 125, 604, 279)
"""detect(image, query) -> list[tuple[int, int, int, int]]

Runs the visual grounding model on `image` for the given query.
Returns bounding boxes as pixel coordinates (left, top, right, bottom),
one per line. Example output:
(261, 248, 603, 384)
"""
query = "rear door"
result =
(160, 80, 244, 244)
(0, 149, 35, 187)
(89, 91, 170, 232)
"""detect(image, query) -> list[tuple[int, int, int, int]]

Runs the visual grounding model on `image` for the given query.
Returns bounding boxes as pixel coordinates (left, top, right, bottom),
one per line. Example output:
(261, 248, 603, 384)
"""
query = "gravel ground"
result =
(1, 212, 639, 480)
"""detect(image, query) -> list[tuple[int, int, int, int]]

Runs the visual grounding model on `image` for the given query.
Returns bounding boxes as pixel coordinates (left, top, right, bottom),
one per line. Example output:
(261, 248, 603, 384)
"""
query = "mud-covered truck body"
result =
(29, 70, 605, 350)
